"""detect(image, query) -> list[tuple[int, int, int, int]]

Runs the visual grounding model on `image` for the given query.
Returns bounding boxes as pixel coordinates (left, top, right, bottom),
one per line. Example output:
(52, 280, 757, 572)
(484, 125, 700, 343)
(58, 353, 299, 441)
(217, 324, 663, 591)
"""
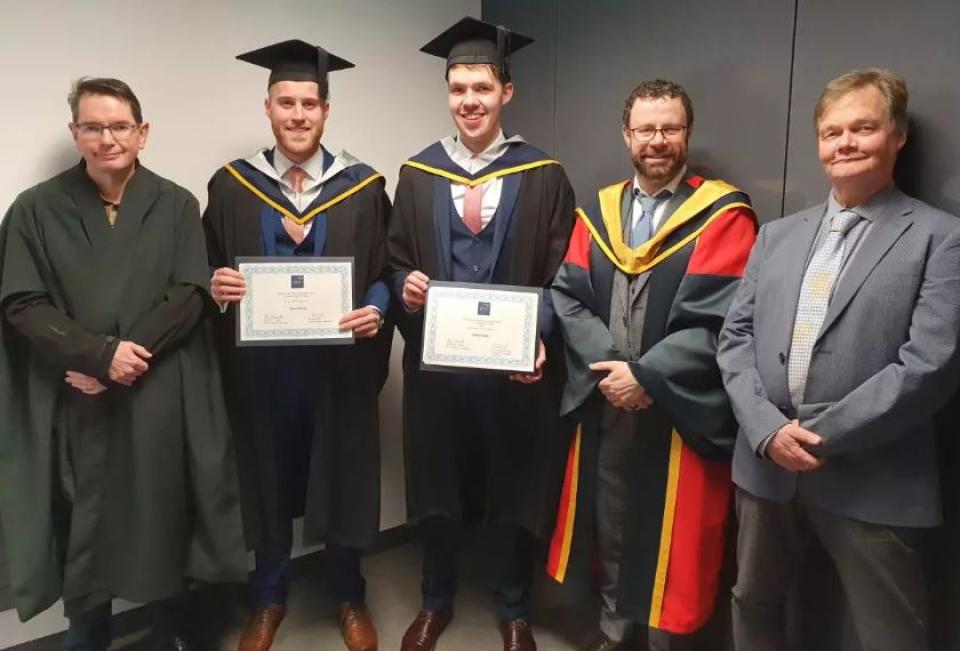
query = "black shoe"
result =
(585, 632, 629, 651)
(149, 632, 195, 651)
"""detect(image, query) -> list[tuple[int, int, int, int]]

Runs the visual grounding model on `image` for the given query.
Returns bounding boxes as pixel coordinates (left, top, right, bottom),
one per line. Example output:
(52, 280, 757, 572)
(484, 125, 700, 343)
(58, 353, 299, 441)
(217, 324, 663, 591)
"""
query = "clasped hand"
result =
(589, 360, 653, 410)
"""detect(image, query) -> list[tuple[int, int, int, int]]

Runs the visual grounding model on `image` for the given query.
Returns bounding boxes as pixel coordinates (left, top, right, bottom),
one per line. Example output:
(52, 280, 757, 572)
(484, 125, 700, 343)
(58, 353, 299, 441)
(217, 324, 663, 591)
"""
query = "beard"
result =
(632, 153, 685, 185)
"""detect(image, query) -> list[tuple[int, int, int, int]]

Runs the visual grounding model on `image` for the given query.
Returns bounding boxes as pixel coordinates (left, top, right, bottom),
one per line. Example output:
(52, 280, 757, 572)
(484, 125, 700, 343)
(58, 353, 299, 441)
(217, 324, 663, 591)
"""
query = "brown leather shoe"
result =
(498, 618, 536, 651)
(400, 609, 452, 651)
(238, 604, 285, 651)
(338, 602, 378, 651)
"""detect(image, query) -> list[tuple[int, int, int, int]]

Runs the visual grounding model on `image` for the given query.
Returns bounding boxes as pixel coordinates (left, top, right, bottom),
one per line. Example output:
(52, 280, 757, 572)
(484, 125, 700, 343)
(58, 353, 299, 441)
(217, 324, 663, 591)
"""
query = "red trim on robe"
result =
(547, 432, 580, 580)
(657, 445, 732, 633)
(685, 207, 757, 277)
(563, 218, 593, 271)
(685, 175, 704, 189)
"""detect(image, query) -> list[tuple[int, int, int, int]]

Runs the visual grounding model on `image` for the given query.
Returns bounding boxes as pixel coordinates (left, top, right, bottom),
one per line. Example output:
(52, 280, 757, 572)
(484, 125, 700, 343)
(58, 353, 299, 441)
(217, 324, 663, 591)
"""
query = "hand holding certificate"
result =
(421, 281, 541, 373)
(236, 257, 354, 346)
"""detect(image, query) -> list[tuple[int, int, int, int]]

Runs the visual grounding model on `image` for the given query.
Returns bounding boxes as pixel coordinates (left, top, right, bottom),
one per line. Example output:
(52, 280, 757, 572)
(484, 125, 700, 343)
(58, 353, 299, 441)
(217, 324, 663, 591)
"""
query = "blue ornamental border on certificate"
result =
(236, 257, 354, 346)
(423, 283, 539, 372)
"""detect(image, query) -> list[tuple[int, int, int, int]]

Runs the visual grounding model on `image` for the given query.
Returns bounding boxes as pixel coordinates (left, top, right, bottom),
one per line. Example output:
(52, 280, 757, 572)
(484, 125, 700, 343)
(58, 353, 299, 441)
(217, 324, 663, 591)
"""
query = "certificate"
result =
(421, 281, 541, 373)
(236, 257, 353, 346)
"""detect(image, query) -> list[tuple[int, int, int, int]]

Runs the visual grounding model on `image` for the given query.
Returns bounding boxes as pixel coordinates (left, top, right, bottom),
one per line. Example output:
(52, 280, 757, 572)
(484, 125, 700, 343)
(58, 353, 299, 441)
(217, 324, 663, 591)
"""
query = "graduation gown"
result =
(547, 175, 757, 633)
(387, 139, 576, 536)
(203, 149, 391, 553)
(0, 163, 246, 621)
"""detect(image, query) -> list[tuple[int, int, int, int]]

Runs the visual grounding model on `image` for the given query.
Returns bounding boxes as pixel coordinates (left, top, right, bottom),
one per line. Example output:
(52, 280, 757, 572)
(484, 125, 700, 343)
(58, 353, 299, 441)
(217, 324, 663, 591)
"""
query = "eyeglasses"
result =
(74, 122, 141, 140)
(627, 125, 688, 142)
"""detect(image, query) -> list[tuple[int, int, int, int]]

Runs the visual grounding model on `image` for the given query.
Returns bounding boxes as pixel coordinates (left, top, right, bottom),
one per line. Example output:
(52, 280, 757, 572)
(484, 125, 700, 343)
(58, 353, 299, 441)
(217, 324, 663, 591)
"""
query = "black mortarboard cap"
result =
(236, 39, 354, 86)
(420, 17, 534, 79)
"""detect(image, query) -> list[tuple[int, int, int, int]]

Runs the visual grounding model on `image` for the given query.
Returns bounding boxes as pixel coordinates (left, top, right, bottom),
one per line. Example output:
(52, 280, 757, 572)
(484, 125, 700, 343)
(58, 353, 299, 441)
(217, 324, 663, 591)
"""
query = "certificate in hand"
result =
(236, 256, 354, 346)
(421, 281, 541, 373)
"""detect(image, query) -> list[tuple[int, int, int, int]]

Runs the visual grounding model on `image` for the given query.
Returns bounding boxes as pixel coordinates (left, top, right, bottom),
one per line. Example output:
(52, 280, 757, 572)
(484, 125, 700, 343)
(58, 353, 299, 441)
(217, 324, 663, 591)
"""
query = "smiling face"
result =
(447, 64, 513, 153)
(622, 96, 690, 193)
(817, 84, 905, 197)
(265, 80, 329, 163)
(70, 93, 148, 177)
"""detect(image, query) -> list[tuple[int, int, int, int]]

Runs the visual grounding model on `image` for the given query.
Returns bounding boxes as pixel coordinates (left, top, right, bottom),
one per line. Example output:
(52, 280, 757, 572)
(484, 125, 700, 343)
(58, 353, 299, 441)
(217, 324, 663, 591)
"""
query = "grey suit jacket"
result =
(717, 187, 960, 526)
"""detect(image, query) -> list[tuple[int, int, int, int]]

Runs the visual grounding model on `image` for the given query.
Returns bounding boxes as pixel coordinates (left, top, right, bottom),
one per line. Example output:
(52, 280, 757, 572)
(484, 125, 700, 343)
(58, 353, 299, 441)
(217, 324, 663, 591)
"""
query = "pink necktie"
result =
(281, 166, 310, 245)
(463, 183, 483, 234)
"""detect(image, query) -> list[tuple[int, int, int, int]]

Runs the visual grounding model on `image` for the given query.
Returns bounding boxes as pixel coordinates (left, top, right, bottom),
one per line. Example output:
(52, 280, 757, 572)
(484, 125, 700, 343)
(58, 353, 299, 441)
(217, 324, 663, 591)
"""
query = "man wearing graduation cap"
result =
(203, 41, 391, 651)
(0, 77, 246, 650)
(548, 80, 757, 650)
(388, 17, 575, 651)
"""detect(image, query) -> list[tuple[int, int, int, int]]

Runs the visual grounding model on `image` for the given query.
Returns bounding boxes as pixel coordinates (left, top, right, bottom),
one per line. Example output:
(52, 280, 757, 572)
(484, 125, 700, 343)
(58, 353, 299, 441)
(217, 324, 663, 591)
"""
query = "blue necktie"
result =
(630, 189, 670, 246)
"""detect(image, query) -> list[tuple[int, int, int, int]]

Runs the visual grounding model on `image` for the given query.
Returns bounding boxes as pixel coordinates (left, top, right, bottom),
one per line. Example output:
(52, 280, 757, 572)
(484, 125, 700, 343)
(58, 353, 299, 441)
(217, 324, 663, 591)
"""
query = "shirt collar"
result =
(441, 130, 524, 170)
(825, 183, 896, 224)
(273, 145, 326, 181)
(632, 165, 687, 199)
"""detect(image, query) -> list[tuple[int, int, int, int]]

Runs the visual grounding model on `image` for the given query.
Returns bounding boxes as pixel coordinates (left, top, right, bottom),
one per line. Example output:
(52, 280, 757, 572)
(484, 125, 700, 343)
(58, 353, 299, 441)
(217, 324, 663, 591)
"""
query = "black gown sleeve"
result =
(3, 292, 118, 380)
(125, 283, 205, 357)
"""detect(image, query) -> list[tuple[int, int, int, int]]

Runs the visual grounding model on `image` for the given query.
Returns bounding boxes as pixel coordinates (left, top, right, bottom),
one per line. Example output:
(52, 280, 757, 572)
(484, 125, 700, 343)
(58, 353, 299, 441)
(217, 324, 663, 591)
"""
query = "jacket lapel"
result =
(774, 205, 825, 366)
(817, 190, 913, 341)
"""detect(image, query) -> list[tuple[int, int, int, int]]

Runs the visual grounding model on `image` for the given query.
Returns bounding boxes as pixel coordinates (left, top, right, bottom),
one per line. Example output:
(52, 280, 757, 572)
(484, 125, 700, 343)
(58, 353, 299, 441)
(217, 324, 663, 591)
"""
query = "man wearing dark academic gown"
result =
(547, 81, 757, 651)
(388, 18, 575, 651)
(203, 41, 390, 651)
(0, 78, 246, 651)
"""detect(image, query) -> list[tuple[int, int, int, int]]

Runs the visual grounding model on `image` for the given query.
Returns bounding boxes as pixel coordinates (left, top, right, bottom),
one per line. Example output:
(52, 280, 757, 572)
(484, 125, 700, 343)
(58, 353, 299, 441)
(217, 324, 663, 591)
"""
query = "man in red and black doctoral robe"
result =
(203, 41, 390, 651)
(388, 18, 575, 651)
(548, 80, 757, 651)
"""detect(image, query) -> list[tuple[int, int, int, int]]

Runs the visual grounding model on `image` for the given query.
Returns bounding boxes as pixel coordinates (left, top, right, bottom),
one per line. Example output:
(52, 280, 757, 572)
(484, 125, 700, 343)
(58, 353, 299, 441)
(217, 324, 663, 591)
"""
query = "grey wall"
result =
(488, 0, 796, 223)
(484, 1, 960, 649)
(0, 0, 480, 646)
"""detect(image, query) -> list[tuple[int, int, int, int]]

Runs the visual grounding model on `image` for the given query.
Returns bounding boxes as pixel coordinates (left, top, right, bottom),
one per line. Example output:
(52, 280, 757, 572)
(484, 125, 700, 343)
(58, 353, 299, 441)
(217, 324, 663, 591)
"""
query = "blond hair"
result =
(814, 68, 908, 134)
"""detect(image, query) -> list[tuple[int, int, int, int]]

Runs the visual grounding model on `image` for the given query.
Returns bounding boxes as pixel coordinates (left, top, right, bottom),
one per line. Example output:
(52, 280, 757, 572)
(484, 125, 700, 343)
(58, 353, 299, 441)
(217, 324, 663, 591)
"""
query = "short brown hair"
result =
(446, 63, 511, 86)
(622, 79, 694, 127)
(814, 68, 908, 134)
(68, 77, 144, 124)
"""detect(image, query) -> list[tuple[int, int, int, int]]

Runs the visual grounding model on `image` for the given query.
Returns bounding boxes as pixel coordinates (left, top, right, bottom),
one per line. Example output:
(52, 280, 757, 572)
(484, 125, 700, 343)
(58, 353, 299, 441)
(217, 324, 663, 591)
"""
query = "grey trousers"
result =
(732, 487, 929, 651)
(596, 405, 695, 651)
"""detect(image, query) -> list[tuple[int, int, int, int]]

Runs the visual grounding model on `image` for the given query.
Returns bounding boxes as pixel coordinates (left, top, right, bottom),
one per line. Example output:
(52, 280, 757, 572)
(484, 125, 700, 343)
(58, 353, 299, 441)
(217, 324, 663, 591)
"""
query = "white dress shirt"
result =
(245, 146, 335, 236)
(631, 165, 688, 234)
(441, 131, 523, 230)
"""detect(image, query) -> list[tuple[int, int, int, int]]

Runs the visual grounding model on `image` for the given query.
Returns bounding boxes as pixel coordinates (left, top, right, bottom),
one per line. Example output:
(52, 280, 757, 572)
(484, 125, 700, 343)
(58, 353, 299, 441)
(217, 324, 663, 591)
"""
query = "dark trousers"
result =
(64, 595, 191, 651)
(253, 351, 366, 608)
(252, 519, 365, 607)
(597, 406, 696, 651)
(420, 515, 534, 621)
(732, 487, 929, 651)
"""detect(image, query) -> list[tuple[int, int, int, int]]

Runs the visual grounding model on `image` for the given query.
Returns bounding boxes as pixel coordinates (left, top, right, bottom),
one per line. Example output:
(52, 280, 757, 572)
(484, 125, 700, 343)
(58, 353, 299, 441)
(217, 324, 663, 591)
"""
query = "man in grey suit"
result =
(718, 68, 960, 651)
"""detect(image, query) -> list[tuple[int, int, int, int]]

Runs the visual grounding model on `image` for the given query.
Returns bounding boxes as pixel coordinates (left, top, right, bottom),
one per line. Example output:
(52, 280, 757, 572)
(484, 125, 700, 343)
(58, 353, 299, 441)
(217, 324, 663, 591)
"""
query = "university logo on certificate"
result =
(236, 256, 354, 346)
(421, 281, 541, 374)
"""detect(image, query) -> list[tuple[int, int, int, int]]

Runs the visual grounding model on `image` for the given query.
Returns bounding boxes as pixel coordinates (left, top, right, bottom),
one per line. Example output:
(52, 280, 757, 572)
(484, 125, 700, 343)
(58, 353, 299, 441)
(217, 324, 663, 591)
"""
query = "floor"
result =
(14, 539, 602, 651)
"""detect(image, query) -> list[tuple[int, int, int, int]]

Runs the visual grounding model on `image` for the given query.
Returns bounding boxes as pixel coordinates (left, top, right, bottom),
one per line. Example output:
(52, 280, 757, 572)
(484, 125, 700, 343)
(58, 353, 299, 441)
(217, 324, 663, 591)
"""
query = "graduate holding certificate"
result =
(203, 40, 390, 651)
(387, 18, 575, 651)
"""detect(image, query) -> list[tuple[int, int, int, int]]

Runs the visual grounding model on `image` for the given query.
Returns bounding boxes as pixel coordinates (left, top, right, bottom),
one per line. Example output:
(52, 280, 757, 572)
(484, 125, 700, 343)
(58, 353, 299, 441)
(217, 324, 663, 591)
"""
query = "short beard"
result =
(632, 155, 685, 186)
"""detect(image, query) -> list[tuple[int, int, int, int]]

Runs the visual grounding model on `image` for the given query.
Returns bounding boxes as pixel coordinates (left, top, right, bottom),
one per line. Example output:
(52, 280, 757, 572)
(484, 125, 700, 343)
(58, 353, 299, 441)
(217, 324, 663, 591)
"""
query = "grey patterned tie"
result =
(630, 190, 670, 246)
(788, 209, 861, 407)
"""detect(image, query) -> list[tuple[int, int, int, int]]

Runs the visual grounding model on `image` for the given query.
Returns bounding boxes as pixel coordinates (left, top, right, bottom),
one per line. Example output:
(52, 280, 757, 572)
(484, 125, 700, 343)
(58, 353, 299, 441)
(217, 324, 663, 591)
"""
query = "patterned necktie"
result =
(787, 209, 861, 406)
(281, 166, 310, 245)
(463, 183, 484, 234)
(630, 189, 670, 246)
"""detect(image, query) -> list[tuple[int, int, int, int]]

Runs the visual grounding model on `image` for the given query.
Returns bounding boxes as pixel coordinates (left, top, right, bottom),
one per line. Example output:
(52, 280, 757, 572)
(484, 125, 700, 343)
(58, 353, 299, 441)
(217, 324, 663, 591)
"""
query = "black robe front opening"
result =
(0, 163, 246, 621)
(388, 159, 576, 537)
(203, 163, 392, 553)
